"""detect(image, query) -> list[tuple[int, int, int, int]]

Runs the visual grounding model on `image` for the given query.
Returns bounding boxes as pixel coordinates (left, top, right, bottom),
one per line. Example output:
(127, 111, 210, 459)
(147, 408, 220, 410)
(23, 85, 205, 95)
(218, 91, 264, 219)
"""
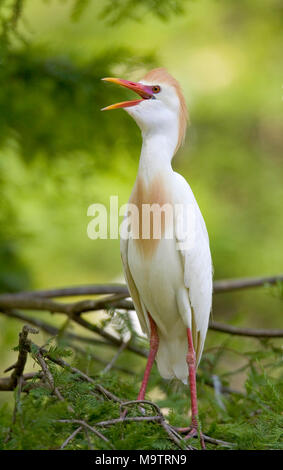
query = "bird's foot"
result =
(172, 423, 206, 449)
(185, 427, 205, 448)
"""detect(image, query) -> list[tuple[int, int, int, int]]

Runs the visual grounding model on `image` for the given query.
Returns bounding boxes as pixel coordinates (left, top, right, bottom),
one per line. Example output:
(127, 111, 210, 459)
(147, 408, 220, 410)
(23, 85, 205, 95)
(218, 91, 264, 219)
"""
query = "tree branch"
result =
(5, 274, 282, 299)
(0, 325, 39, 391)
(0, 273, 281, 390)
(209, 321, 283, 338)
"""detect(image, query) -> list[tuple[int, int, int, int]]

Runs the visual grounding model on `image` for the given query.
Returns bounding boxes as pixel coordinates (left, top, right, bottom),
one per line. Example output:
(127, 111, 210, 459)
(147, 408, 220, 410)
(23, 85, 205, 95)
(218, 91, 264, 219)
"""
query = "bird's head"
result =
(102, 68, 188, 154)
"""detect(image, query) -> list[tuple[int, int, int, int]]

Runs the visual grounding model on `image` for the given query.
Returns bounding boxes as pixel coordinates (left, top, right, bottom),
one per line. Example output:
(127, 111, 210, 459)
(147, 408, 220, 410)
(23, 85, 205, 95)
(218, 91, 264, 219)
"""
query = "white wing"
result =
(174, 172, 213, 365)
(120, 235, 150, 336)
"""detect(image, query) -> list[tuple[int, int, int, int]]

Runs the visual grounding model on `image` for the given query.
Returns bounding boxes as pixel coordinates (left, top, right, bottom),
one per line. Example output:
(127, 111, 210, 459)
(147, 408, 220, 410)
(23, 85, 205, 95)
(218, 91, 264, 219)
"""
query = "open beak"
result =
(101, 77, 154, 111)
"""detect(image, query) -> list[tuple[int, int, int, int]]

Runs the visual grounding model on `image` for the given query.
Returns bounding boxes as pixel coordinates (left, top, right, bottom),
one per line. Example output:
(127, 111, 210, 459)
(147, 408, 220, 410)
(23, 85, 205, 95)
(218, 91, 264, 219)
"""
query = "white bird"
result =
(102, 68, 213, 448)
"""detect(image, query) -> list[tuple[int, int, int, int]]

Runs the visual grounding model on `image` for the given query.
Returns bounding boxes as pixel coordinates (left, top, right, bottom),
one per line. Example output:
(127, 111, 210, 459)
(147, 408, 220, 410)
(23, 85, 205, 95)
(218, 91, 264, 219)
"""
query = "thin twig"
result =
(209, 321, 283, 338)
(60, 426, 82, 449)
(84, 428, 95, 450)
(56, 419, 114, 448)
(201, 434, 235, 447)
(33, 345, 124, 403)
(4, 375, 24, 444)
(213, 274, 283, 293)
(0, 308, 116, 349)
(95, 415, 162, 427)
(71, 342, 134, 375)
(162, 421, 195, 450)
(119, 399, 194, 450)
(101, 338, 131, 375)
(34, 351, 74, 413)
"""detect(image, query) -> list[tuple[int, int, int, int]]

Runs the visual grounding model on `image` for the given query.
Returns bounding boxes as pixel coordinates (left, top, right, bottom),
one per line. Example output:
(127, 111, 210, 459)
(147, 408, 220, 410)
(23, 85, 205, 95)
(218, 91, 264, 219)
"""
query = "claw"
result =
(184, 427, 206, 449)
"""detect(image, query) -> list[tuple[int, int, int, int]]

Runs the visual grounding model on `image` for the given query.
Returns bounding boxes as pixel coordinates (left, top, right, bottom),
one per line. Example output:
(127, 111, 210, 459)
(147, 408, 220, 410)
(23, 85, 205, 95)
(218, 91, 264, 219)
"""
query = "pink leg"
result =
(137, 314, 159, 400)
(121, 314, 159, 418)
(186, 327, 205, 449)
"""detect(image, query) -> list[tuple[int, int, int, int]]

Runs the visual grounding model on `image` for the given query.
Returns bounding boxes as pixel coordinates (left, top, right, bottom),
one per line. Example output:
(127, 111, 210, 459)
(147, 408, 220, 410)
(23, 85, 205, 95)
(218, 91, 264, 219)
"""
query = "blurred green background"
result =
(0, 0, 282, 394)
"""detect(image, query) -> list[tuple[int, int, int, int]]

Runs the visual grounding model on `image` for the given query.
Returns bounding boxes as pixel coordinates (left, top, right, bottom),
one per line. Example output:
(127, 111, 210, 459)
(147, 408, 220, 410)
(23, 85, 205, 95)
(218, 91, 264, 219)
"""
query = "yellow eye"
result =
(152, 85, 161, 94)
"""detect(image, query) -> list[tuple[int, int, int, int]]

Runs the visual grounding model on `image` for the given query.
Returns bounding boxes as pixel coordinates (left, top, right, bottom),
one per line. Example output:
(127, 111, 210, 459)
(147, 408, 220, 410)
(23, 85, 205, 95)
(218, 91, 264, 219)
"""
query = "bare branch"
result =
(209, 321, 283, 338)
(0, 325, 39, 391)
(13, 284, 129, 299)
(1, 289, 283, 341)
(0, 293, 129, 315)
(0, 308, 113, 348)
(213, 274, 283, 293)
(95, 415, 161, 427)
(5, 274, 282, 299)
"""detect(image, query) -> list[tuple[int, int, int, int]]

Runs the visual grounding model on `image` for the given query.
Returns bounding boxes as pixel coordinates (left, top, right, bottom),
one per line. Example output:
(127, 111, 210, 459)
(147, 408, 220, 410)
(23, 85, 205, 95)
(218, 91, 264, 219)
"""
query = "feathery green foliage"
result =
(0, 320, 282, 450)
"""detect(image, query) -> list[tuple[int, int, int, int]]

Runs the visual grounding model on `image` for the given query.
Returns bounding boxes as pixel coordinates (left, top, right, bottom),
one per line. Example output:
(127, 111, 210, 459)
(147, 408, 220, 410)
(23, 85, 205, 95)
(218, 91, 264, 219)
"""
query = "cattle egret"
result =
(102, 69, 213, 448)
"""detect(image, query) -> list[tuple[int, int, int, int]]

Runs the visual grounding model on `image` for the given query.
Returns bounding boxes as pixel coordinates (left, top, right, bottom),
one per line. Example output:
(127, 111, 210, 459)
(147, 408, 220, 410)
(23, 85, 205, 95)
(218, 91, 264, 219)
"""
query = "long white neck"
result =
(138, 130, 176, 181)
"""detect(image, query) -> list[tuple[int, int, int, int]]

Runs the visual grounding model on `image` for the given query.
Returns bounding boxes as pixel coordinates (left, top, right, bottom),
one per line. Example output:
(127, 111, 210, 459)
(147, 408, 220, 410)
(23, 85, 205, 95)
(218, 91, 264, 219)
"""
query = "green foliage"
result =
(0, 332, 282, 450)
(0, 46, 155, 160)
(0, 0, 154, 292)
(206, 372, 283, 450)
(100, 0, 185, 25)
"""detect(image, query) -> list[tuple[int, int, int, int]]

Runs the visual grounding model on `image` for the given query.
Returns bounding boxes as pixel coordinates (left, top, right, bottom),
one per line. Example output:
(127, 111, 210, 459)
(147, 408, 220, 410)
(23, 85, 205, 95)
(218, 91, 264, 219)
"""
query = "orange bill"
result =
(101, 77, 154, 111)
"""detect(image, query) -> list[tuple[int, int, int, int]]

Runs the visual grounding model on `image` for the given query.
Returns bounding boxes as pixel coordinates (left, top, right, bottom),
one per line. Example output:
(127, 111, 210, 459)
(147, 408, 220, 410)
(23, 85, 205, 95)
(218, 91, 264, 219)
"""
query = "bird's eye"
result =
(152, 85, 161, 94)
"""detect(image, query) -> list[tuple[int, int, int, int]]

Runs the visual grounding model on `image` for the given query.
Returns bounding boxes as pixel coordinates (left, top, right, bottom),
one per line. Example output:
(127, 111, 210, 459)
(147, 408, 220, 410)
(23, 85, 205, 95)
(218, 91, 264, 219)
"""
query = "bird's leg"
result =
(121, 313, 159, 419)
(137, 313, 159, 400)
(185, 327, 205, 449)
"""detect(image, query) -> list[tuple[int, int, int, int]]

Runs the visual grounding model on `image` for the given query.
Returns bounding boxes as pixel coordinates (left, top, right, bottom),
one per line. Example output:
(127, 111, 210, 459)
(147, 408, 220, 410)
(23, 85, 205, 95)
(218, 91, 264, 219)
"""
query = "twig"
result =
(72, 314, 148, 356)
(4, 375, 24, 444)
(84, 428, 95, 450)
(101, 338, 131, 374)
(0, 325, 38, 391)
(0, 372, 43, 392)
(60, 426, 82, 449)
(56, 419, 114, 448)
(2, 326, 38, 441)
(13, 375, 24, 424)
(0, 308, 115, 348)
(201, 434, 234, 447)
(209, 321, 283, 338)
(71, 343, 134, 375)
(95, 415, 162, 427)
(33, 345, 124, 403)
(119, 400, 194, 450)
(33, 350, 75, 413)
(0, 308, 148, 358)
(162, 422, 195, 450)
(120, 399, 163, 416)
(213, 274, 283, 293)
(93, 384, 123, 403)
(10, 325, 39, 388)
